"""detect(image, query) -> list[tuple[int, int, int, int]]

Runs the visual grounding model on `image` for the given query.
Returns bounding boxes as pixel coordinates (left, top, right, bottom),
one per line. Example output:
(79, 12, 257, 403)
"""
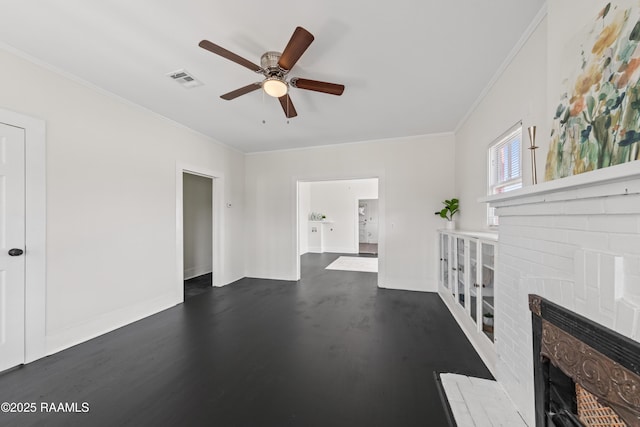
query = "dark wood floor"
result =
(184, 272, 213, 299)
(0, 253, 491, 426)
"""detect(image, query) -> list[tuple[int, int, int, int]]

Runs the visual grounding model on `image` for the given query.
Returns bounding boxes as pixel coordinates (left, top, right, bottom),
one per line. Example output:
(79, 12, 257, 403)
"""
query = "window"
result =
(487, 124, 522, 226)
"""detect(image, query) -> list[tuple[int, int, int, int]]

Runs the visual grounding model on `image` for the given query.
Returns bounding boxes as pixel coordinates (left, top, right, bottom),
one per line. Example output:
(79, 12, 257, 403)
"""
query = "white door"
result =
(0, 123, 26, 372)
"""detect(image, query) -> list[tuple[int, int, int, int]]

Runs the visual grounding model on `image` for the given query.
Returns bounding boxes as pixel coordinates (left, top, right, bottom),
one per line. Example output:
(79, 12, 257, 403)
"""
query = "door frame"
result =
(293, 174, 385, 286)
(0, 109, 46, 364)
(357, 198, 379, 248)
(175, 164, 224, 301)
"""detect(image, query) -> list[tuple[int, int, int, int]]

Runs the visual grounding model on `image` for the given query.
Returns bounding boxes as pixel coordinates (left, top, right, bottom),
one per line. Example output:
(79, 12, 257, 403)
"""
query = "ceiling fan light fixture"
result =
(263, 78, 288, 98)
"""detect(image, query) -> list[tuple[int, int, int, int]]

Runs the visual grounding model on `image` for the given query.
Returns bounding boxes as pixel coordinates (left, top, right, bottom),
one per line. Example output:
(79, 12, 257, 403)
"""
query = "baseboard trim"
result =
(45, 292, 178, 357)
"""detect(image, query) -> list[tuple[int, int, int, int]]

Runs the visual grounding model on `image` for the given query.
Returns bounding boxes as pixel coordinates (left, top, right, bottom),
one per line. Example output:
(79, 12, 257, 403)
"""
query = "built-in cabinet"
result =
(438, 230, 498, 370)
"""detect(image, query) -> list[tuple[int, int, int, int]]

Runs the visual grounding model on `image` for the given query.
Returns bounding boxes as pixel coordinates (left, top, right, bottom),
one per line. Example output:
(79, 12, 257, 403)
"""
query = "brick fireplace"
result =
(483, 162, 640, 425)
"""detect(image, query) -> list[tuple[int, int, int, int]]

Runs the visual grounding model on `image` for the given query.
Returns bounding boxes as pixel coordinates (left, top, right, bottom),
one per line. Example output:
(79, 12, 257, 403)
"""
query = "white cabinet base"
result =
(438, 230, 498, 375)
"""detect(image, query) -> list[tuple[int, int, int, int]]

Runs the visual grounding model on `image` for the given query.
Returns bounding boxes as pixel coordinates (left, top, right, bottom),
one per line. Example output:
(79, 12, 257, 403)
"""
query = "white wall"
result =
(183, 173, 212, 279)
(0, 47, 245, 355)
(307, 179, 378, 253)
(298, 182, 311, 255)
(245, 134, 456, 291)
(454, 14, 548, 231)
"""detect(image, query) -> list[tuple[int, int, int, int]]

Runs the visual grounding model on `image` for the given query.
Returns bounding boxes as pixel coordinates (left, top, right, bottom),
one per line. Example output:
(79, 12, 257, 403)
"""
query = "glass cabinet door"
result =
(456, 237, 465, 308)
(469, 239, 478, 324)
(442, 234, 449, 290)
(481, 242, 495, 342)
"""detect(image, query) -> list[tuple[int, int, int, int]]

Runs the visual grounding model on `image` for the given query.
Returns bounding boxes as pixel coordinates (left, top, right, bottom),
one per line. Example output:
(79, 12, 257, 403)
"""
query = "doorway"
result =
(176, 164, 224, 302)
(182, 173, 213, 299)
(358, 199, 378, 255)
(296, 178, 380, 280)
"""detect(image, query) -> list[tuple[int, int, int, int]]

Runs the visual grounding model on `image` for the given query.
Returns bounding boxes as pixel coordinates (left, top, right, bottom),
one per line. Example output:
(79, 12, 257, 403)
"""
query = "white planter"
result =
(445, 220, 456, 230)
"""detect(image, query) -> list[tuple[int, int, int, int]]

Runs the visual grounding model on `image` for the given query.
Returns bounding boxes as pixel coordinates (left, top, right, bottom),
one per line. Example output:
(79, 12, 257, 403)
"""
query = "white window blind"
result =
(487, 125, 522, 226)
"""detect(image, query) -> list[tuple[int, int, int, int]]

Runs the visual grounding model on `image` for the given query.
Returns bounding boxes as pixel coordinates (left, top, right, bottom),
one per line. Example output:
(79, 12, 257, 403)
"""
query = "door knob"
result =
(8, 248, 24, 256)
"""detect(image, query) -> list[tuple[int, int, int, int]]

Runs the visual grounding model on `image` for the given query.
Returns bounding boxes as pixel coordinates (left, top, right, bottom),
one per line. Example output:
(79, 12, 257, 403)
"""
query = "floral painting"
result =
(545, 1, 640, 180)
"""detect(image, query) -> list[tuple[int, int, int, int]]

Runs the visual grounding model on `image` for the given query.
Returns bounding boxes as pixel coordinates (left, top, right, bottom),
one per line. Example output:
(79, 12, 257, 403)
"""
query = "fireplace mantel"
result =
(480, 161, 640, 206)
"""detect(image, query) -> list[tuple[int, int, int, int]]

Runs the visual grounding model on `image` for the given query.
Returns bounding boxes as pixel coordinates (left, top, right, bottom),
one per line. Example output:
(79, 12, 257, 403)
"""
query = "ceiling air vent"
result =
(167, 69, 203, 88)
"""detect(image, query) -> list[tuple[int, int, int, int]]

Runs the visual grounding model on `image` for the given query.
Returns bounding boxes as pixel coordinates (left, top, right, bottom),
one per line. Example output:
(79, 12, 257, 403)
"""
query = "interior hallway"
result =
(0, 253, 490, 426)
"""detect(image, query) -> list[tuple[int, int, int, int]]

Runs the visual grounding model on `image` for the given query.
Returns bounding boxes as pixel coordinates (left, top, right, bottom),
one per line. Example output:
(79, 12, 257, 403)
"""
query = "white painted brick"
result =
(564, 199, 606, 215)
(501, 322, 518, 345)
(626, 276, 640, 302)
(588, 215, 639, 233)
(464, 400, 492, 427)
(585, 251, 599, 290)
(575, 297, 588, 315)
(603, 194, 640, 214)
(615, 256, 625, 301)
(568, 230, 609, 251)
(614, 299, 638, 338)
(601, 312, 616, 330)
(539, 264, 573, 280)
(574, 250, 586, 300)
(560, 281, 575, 310)
(487, 177, 640, 425)
(450, 405, 475, 427)
(544, 279, 563, 305)
(530, 227, 570, 243)
(627, 255, 640, 276)
(609, 234, 640, 254)
(545, 241, 578, 259)
(499, 202, 565, 217)
(507, 215, 555, 228)
(585, 287, 601, 320)
(554, 215, 589, 230)
(634, 312, 640, 342)
(542, 254, 574, 274)
(599, 254, 617, 312)
(441, 380, 464, 403)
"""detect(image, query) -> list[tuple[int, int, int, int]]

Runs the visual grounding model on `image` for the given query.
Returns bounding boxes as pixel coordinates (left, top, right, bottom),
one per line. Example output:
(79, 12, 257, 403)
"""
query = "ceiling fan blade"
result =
(278, 94, 298, 118)
(291, 78, 345, 96)
(199, 40, 262, 73)
(278, 27, 314, 71)
(220, 83, 262, 100)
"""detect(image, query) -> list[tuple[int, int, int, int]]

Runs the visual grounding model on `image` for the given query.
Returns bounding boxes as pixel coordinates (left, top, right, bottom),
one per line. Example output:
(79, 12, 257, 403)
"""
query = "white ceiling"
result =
(0, 0, 545, 153)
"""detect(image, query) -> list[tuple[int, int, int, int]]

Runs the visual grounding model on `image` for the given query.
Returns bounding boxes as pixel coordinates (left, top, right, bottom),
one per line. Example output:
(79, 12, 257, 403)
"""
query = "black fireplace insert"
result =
(529, 294, 640, 427)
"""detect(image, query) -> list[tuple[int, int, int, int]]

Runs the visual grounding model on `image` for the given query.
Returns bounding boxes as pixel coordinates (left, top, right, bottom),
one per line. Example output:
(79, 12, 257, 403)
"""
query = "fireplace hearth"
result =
(529, 295, 640, 427)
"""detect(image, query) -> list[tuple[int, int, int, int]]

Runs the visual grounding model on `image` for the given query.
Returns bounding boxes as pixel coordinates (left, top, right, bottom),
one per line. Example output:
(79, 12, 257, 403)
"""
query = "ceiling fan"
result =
(199, 27, 345, 118)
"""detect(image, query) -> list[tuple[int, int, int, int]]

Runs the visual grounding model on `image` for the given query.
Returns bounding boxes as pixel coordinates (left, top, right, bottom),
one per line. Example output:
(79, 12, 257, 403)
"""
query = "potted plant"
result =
(482, 312, 494, 333)
(435, 198, 459, 229)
